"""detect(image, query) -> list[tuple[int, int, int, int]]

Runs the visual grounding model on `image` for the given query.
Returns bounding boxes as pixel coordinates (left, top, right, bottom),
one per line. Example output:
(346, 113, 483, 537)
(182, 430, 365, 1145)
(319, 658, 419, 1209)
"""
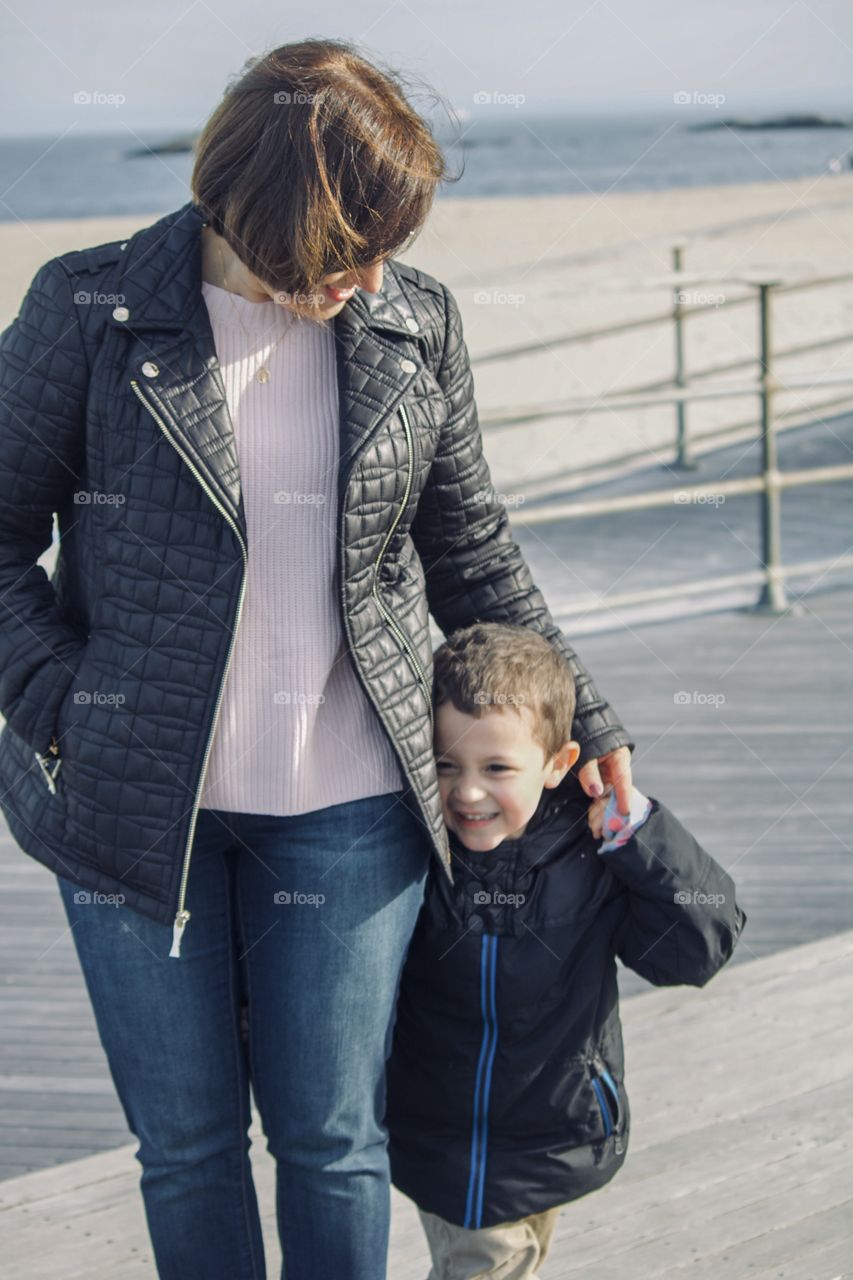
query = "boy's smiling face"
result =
(434, 700, 580, 852)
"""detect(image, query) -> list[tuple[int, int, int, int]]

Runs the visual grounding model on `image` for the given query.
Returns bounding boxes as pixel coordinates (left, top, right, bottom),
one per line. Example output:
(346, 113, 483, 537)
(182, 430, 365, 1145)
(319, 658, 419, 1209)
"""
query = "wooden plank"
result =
(0, 1076, 121, 1094)
(0, 1112, 129, 1130)
(540, 1114, 853, 1271)
(546, 1201, 853, 1279)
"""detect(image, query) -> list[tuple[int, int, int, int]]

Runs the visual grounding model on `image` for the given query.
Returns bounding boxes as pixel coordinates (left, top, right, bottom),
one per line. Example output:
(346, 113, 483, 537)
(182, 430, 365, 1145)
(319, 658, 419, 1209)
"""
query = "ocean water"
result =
(1, 112, 851, 222)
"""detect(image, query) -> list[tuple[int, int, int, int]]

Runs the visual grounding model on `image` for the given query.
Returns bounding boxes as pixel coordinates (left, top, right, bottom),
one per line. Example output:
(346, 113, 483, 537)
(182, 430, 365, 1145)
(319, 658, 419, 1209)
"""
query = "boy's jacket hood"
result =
(442, 771, 596, 937)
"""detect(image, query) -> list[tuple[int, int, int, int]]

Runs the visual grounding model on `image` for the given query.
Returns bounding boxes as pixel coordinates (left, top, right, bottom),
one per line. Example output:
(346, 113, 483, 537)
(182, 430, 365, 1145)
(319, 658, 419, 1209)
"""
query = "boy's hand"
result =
(587, 787, 613, 840)
(589, 784, 654, 850)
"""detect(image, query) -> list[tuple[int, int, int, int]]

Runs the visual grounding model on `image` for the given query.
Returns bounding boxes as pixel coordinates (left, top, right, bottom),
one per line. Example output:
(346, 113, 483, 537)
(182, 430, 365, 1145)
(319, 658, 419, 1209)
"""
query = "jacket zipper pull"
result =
(34, 736, 62, 795)
(169, 909, 191, 958)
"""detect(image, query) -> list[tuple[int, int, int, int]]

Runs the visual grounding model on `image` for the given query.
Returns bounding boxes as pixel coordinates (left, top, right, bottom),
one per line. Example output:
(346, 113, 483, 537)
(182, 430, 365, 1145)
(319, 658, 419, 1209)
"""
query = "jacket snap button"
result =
(112, 306, 130, 321)
(404, 317, 419, 332)
(141, 361, 159, 378)
(400, 358, 417, 374)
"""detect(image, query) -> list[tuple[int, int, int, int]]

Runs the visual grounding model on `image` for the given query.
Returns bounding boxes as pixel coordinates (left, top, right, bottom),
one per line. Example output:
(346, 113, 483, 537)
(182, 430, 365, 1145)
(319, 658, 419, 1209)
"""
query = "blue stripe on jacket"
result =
(464, 934, 499, 1228)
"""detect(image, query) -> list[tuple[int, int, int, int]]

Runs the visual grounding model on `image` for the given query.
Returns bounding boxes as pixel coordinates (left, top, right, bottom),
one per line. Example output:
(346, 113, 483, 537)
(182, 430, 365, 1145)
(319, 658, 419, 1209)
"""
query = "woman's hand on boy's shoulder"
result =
(577, 745, 633, 814)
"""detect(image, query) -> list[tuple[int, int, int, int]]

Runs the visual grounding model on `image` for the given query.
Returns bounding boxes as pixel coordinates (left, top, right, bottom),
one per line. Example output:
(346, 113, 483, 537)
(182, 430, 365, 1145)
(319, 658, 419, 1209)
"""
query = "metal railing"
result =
(487, 251, 853, 616)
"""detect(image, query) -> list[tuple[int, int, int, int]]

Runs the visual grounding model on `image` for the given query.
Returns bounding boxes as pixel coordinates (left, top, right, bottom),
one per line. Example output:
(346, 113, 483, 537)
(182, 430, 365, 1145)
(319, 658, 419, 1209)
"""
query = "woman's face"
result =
(201, 225, 386, 320)
(268, 261, 386, 319)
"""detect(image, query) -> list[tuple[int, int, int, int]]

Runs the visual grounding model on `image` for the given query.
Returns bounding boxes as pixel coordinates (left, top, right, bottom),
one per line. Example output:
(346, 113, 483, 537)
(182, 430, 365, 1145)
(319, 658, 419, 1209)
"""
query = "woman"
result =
(0, 38, 634, 1280)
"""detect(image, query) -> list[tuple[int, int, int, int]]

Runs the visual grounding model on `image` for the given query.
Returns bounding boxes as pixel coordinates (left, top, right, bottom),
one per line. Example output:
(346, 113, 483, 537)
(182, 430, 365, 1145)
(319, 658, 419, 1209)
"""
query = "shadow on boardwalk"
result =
(517, 407, 853, 635)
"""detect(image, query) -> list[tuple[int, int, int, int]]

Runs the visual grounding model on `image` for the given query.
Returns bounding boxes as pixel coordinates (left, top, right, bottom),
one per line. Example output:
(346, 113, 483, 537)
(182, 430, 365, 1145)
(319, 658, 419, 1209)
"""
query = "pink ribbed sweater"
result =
(197, 281, 405, 815)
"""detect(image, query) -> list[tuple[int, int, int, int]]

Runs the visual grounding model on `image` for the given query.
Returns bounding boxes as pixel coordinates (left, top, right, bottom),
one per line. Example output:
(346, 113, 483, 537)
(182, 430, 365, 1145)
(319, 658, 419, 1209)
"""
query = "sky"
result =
(2, 0, 853, 137)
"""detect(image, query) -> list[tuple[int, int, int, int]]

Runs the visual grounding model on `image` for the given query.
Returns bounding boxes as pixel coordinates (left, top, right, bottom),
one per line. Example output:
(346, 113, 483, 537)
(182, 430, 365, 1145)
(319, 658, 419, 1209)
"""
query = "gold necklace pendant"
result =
(255, 366, 271, 384)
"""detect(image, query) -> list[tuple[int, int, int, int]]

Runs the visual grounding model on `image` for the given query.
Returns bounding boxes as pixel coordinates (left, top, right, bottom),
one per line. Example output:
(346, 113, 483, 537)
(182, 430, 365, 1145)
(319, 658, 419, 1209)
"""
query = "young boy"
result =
(385, 621, 747, 1279)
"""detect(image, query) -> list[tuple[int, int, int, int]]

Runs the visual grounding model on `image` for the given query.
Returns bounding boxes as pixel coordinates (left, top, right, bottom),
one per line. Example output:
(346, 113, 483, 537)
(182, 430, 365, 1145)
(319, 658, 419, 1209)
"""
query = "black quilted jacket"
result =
(385, 776, 747, 1228)
(0, 199, 633, 954)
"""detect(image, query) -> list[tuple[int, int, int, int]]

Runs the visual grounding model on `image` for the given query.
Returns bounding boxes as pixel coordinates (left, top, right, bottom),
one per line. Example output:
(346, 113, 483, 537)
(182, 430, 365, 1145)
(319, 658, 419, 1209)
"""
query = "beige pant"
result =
(417, 1205, 562, 1280)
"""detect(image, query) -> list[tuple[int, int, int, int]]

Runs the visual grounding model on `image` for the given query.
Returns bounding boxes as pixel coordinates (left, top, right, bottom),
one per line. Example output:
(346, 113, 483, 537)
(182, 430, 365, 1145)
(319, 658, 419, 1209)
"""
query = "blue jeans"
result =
(56, 790, 432, 1280)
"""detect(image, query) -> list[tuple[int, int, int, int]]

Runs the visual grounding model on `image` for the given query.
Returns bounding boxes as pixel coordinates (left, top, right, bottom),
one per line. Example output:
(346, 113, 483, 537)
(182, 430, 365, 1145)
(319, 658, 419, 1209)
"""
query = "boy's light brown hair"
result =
(433, 622, 577, 763)
(191, 38, 453, 310)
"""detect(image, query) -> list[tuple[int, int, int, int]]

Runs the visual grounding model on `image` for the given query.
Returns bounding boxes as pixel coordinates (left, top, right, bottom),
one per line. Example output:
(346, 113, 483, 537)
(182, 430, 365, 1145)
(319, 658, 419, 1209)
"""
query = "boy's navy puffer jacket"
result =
(384, 773, 747, 1228)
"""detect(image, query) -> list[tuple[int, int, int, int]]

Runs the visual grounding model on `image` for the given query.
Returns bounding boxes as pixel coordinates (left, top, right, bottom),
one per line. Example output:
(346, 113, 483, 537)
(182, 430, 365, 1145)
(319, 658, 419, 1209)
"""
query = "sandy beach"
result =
(3, 172, 853, 500)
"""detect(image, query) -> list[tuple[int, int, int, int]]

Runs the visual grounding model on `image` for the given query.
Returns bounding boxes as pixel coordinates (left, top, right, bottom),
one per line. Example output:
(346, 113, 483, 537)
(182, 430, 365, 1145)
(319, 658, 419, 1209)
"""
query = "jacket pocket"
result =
(33, 740, 63, 796)
(32, 645, 88, 797)
(589, 1051, 625, 1151)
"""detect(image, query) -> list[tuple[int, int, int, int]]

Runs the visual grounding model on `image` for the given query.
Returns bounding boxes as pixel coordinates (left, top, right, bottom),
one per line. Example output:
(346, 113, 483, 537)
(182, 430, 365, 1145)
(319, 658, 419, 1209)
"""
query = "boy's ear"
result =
(545, 739, 582, 786)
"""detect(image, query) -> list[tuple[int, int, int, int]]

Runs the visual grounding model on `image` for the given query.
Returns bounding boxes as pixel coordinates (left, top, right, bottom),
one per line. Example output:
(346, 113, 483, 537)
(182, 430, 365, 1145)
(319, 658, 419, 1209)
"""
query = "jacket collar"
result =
(448, 772, 589, 872)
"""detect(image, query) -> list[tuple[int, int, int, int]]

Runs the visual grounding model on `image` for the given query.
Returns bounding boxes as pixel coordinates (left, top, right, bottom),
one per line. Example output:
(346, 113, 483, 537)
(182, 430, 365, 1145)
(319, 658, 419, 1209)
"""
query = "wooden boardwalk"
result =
(1, 927, 851, 1278)
(1, 585, 852, 1180)
(0, 406, 851, 1273)
(2, 578, 852, 1180)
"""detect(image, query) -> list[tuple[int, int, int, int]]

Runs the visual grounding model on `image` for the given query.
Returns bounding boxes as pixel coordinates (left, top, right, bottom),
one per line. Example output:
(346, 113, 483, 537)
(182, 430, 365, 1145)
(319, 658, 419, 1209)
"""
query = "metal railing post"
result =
(755, 281, 790, 613)
(672, 243, 696, 468)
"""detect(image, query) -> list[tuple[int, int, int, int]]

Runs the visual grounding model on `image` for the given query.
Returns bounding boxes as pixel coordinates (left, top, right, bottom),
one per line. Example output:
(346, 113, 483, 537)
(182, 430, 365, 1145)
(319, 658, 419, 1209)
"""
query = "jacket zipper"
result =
(463, 933, 499, 1228)
(591, 1076, 613, 1137)
(370, 404, 433, 730)
(130, 379, 248, 959)
(337, 403, 450, 878)
(591, 1050, 624, 1145)
(34, 735, 62, 794)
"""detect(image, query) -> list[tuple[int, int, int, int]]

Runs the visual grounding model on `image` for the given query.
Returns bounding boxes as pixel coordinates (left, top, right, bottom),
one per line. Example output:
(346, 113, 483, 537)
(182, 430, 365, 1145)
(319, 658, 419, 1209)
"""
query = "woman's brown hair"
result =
(190, 38, 452, 305)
